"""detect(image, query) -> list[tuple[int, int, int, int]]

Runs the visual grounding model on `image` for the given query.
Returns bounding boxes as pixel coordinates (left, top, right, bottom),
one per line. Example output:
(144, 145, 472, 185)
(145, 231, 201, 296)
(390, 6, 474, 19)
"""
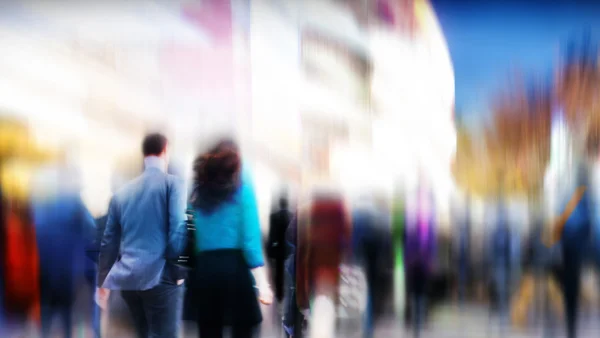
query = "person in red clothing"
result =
(2, 200, 41, 332)
(296, 191, 351, 319)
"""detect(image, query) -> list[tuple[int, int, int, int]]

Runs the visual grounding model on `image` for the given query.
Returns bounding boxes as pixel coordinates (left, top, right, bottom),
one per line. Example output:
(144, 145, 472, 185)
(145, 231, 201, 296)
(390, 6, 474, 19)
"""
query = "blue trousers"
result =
(121, 282, 184, 338)
(85, 271, 101, 338)
(283, 255, 303, 337)
(39, 273, 76, 338)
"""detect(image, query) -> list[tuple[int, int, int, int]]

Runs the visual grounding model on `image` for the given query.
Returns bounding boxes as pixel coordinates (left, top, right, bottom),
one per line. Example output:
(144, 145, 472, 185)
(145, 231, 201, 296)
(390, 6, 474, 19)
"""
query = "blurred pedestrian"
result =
(487, 201, 513, 333)
(267, 190, 292, 304)
(187, 138, 272, 338)
(31, 162, 96, 338)
(351, 193, 391, 338)
(98, 133, 188, 338)
(282, 212, 304, 338)
(546, 164, 592, 338)
(404, 186, 436, 338)
(298, 191, 350, 338)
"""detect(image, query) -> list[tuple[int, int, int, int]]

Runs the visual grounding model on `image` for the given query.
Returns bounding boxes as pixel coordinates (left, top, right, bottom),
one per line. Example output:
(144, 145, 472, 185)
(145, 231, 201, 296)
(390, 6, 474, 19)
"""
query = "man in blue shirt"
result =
(98, 133, 187, 338)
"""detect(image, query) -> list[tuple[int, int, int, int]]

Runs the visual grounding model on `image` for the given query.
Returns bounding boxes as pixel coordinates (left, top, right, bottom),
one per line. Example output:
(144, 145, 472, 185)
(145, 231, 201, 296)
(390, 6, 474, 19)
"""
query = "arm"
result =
(241, 179, 265, 269)
(97, 197, 121, 287)
(240, 177, 272, 302)
(166, 177, 187, 260)
(266, 213, 277, 259)
(549, 187, 587, 245)
(77, 199, 99, 264)
(93, 216, 108, 263)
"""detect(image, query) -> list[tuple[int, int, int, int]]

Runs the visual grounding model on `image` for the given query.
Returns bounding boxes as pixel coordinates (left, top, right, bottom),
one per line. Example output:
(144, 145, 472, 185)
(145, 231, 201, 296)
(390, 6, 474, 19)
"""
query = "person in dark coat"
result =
(31, 164, 96, 338)
(267, 192, 292, 303)
(351, 195, 391, 338)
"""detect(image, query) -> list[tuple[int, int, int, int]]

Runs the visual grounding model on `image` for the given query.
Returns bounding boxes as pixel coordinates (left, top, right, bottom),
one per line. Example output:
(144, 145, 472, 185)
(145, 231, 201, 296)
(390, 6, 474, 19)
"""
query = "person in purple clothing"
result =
(404, 186, 436, 338)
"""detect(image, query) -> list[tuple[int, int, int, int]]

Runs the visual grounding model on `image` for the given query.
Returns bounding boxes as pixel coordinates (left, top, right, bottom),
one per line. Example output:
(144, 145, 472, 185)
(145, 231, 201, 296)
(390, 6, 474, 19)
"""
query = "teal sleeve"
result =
(241, 172, 265, 268)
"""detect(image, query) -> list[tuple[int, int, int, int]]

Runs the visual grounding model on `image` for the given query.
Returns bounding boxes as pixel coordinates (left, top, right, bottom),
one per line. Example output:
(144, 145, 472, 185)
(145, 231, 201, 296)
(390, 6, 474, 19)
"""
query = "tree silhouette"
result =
(453, 32, 600, 196)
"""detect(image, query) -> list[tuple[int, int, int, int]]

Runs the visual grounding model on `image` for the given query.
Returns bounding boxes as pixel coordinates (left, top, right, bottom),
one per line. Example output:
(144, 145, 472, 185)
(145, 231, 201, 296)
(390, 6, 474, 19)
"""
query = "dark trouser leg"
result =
(40, 301, 54, 338)
(560, 247, 581, 338)
(412, 293, 426, 338)
(458, 259, 467, 306)
(499, 272, 509, 327)
(562, 267, 580, 338)
(232, 325, 257, 338)
(59, 303, 73, 338)
(411, 268, 427, 338)
(39, 279, 54, 338)
(40, 281, 75, 338)
(283, 259, 304, 337)
(141, 283, 184, 338)
(121, 291, 149, 338)
(404, 274, 412, 327)
(364, 261, 376, 338)
(40, 300, 73, 338)
(91, 298, 101, 338)
(198, 325, 223, 338)
(85, 271, 101, 338)
(275, 260, 285, 303)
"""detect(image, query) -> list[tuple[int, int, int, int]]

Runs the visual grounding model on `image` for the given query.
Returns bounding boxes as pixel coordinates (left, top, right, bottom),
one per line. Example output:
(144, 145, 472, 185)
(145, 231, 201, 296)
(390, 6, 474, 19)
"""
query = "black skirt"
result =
(185, 249, 262, 327)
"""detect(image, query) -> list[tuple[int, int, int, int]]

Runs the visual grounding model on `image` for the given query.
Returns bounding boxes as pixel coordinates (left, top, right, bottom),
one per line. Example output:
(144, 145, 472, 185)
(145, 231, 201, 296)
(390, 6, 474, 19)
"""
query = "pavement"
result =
(255, 303, 600, 337)
(12, 295, 600, 337)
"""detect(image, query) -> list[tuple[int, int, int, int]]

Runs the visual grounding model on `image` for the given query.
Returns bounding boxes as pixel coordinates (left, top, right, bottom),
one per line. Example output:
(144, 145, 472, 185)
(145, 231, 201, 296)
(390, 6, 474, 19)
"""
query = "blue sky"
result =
(430, 0, 600, 126)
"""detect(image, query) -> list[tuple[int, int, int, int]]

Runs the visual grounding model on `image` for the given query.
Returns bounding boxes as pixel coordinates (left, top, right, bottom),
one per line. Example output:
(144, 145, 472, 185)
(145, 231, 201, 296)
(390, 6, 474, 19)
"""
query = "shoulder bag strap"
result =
(546, 186, 587, 246)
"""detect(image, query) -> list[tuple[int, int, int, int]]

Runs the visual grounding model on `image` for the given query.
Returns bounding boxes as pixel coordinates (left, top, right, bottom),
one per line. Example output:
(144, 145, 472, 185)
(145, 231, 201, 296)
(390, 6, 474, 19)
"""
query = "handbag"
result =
(176, 206, 197, 270)
(166, 180, 197, 270)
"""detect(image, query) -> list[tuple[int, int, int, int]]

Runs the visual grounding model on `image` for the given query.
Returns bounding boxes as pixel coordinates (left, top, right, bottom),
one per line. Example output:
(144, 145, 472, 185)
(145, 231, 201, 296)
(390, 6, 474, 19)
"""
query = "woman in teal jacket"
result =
(188, 139, 273, 338)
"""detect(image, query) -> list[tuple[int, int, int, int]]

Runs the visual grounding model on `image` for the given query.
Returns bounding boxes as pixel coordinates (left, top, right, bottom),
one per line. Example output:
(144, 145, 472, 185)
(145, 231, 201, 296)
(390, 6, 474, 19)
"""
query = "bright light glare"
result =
(310, 295, 336, 338)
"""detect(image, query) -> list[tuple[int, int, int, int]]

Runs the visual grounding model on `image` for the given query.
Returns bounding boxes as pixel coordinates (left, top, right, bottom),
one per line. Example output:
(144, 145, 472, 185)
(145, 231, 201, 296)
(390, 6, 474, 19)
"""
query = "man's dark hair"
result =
(142, 133, 168, 157)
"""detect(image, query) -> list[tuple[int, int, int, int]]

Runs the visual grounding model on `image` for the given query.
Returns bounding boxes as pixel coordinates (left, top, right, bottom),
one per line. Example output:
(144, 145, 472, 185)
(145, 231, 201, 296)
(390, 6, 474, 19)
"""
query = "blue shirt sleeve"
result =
(98, 196, 121, 287)
(166, 176, 188, 259)
(240, 173, 265, 269)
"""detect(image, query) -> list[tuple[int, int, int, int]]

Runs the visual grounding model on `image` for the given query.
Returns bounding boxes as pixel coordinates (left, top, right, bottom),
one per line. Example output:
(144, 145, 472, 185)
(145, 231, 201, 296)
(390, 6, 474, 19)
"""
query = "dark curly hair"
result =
(192, 139, 241, 212)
